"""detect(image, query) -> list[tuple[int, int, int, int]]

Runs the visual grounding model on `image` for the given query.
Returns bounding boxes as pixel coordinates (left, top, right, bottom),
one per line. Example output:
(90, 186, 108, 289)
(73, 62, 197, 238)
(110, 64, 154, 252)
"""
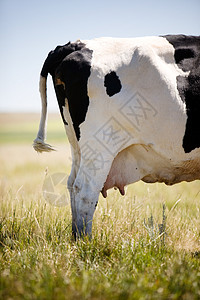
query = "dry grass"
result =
(0, 114, 200, 299)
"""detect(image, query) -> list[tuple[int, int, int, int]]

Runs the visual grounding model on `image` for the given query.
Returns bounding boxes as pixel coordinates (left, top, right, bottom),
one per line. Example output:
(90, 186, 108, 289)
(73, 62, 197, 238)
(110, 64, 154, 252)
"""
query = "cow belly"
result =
(102, 144, 200, 197)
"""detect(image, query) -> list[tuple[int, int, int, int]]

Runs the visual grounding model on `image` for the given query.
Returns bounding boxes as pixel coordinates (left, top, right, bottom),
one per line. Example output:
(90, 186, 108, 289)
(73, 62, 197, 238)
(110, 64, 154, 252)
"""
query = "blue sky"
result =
(0, 0, 199, 112)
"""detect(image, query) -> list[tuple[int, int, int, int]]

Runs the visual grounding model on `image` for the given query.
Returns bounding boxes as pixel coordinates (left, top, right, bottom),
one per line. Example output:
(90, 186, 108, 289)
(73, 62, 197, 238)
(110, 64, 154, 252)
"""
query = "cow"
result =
(33, 35, 200, 238)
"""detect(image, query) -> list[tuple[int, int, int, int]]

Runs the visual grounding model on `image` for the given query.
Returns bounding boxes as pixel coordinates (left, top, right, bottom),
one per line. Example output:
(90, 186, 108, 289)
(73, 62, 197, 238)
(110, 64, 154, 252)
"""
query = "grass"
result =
(0, 113, 200, 299)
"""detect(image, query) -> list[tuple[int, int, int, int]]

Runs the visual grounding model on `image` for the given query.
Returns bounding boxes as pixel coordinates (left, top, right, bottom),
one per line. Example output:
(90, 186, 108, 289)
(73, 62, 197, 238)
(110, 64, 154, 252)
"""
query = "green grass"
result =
(0, 114, 200, 299)
(0, 113, 67, 144)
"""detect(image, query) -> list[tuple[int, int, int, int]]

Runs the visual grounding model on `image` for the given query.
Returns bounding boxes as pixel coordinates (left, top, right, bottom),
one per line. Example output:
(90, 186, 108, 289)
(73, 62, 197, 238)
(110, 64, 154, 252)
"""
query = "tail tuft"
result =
(33, 75, 56, 153)
(33, 138, 56, 153)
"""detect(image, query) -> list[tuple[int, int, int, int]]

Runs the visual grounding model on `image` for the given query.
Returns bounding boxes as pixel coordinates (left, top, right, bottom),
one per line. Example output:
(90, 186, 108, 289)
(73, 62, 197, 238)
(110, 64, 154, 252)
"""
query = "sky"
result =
(0, 0, 199, 113)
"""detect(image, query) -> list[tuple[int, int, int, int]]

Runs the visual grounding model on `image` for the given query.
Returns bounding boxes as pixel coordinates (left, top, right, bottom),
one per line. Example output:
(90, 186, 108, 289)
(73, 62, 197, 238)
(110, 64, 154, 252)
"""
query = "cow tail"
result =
(33, 75, 55, 153)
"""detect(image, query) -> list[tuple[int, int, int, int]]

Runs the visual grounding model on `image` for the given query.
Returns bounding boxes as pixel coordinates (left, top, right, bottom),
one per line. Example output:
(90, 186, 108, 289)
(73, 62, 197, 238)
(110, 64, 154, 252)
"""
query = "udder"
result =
(101, 144, 200, 197)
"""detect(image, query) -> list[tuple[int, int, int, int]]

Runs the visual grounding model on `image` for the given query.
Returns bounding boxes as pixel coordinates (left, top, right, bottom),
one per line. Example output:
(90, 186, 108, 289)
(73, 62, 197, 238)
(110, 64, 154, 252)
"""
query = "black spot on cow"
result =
(54, 83, 67, 125)
(56, 48, 93, 140)
(41, 41, 85, 78)
(164, 35, 200, 153)
(104, 71, 122, 97)
(40, 42, 93, 140)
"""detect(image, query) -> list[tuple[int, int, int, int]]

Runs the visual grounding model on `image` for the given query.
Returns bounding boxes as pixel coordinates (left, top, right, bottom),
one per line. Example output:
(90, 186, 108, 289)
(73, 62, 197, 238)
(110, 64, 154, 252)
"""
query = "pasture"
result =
(0, 113, 200, 299)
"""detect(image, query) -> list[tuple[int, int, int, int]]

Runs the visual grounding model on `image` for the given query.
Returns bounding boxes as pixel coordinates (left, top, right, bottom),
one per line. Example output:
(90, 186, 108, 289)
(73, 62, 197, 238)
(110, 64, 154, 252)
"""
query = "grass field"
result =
(0, 113, 200, 299)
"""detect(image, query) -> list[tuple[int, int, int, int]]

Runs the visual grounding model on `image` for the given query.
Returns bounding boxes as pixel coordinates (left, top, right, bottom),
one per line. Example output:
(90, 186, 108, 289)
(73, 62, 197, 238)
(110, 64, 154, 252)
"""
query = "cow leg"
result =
(62, 104, 82, 236)
(73, 185, 100, 237)
(67, 146, 80, 237)
(72, 146, 114, 238)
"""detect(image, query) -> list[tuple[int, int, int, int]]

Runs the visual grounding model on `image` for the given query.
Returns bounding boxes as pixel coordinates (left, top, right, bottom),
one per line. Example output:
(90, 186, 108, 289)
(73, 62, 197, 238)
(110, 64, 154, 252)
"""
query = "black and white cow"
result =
(34, 35, 200, 237)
